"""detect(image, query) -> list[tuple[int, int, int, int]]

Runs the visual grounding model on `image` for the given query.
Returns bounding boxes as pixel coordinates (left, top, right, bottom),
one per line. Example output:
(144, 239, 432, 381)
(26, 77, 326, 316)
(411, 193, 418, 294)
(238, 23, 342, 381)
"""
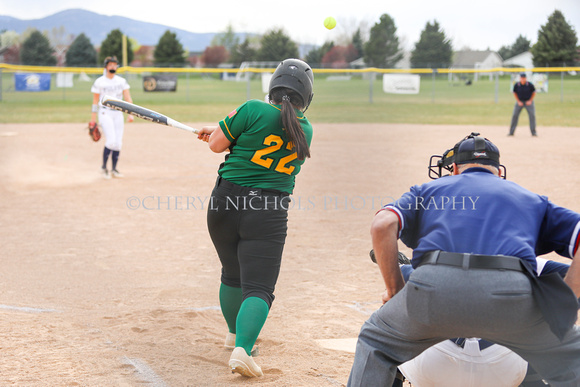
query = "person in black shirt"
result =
(508, 73, 537, 136)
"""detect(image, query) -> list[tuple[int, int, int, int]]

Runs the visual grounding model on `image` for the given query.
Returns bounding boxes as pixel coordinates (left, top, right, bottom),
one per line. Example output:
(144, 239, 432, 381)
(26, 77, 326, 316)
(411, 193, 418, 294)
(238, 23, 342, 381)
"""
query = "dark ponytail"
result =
(270, 88, 310, 160)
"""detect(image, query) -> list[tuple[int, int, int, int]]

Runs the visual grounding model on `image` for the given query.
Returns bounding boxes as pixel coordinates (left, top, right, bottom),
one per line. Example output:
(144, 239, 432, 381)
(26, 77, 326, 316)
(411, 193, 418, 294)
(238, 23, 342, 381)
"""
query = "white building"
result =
(451, 50, 503, 81)
(503, 51, 533, 70)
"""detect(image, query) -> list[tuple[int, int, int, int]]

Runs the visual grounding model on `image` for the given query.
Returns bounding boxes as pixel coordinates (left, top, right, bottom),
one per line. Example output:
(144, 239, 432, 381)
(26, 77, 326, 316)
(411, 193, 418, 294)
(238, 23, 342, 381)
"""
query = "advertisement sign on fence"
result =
(383, 74, 421, 94)
(15, 73, 51, 92)
(143, 75, 178, 92)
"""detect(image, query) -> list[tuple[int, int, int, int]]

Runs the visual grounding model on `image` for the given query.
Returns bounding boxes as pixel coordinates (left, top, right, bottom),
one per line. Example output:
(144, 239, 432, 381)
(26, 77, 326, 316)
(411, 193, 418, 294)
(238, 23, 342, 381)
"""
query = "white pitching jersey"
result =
(91, 75, 130, 105)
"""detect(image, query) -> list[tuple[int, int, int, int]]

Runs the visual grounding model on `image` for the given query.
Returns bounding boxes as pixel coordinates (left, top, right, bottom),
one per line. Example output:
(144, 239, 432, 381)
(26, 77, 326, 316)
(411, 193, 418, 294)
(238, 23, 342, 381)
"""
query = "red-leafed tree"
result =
(321, 44, 359, 68)
(202, 45, 228, 67)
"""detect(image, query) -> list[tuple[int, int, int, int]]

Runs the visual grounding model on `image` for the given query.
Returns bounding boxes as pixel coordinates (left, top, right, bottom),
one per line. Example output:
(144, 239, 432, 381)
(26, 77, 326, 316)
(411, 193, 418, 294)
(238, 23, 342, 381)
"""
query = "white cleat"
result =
(229, 347, 263, 377)
(101, 167, 111, 179)
(111, 169, 124, 178)
(224, 333, 259, 356)
(224, 332, 236, 349)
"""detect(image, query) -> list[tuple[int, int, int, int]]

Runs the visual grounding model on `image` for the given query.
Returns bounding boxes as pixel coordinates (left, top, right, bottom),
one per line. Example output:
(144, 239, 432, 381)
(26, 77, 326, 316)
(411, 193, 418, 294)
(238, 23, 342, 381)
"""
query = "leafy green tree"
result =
(154, 30, 186, 66)
(363, 14, 403, 68)
(531, 10, 578, 66)
(229, 37, 257, 65)
(99, 29, 134, 65)
(498, 34, 531, 60)
(410, 20, 452, 68)
(212, 24, 240, 53)
(305, 41, 334, 68)
(257, 29, 299, 62)
(20, 30, 56, 65)
(65, 33, 97, 66)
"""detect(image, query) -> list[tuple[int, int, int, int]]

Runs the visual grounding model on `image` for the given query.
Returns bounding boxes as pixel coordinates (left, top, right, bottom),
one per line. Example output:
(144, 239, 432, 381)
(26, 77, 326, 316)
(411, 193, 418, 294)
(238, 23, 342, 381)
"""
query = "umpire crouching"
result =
(348, 133, 580, 386)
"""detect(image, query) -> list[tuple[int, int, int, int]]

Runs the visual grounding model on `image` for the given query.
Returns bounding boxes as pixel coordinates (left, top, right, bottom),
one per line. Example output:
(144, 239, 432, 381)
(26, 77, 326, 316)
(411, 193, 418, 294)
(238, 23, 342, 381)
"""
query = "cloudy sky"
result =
(2, 0, 579, 51)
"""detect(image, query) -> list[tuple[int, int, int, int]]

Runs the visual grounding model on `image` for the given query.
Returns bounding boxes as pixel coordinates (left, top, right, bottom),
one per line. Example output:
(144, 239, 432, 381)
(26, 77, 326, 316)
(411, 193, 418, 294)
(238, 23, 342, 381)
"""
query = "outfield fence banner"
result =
(383, 74, 420, 94)
(532, 73, 549, 93)
(143, 75, 178, 92)
(14, 73, 51, 92)
(56, 73, 74, 88)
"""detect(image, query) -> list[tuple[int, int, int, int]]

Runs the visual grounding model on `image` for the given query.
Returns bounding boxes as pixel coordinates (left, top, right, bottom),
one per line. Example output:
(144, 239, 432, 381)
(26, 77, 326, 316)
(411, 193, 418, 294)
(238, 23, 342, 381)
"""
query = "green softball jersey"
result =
(218, 99, 313, 194)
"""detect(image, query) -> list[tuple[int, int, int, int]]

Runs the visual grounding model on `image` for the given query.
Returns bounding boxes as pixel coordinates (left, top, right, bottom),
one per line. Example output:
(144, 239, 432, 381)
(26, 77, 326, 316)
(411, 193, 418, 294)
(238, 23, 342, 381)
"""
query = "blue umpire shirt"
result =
(384, 168, 580, 274)
(514, 81, 536, 102)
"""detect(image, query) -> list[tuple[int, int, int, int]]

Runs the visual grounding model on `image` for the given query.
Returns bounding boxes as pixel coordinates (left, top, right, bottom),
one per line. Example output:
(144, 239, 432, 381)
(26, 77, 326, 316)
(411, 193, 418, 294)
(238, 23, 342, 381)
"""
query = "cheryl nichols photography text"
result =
(125, 195, 480, 212)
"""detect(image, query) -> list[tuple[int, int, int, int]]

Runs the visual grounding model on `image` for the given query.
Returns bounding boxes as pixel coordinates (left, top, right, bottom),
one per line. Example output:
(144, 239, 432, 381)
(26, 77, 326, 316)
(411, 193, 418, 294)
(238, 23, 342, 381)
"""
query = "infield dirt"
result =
(0, 122, 578, 386)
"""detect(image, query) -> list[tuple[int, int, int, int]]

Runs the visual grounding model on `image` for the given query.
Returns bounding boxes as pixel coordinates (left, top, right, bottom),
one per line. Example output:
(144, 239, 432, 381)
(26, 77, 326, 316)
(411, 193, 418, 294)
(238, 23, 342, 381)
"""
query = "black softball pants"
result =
(207, 177, 290, 307)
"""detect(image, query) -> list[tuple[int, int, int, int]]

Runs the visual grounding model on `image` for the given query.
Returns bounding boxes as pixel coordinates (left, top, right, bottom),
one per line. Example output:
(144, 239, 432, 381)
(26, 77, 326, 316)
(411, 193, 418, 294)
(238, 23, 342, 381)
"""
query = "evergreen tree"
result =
(154, 30, 186, 66)
(229, 37, 257, 65)
(65, 33, 97, 66)
(511, 35, 531, 57)
(498, 45, 512, 60)
(257, 29, 299, 62)
(410, 20, 452, 68)
(352, 28, 364, 59)
(531, 10, 578, 66)
(499, 35, 531, 60)
(363, 14, 403, 68)
(20, 30, 56, 66)
(99, 29, 134, 65)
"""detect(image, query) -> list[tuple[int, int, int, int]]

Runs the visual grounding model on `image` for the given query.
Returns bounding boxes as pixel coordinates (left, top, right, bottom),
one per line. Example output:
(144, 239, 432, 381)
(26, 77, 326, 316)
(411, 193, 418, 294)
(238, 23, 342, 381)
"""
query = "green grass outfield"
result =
(1, 73, 579, 126)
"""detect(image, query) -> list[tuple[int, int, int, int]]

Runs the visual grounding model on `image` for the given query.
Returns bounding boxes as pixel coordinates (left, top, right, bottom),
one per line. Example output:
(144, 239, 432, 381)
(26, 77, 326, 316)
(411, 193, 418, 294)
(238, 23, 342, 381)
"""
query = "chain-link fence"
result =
(2, 63, 578, 103)
(1, 64, 579, 125)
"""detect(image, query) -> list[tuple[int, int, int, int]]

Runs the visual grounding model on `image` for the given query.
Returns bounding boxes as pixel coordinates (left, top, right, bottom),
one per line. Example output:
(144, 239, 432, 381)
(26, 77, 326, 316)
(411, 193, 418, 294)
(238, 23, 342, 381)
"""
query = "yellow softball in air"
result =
(324, 17, 337, 30)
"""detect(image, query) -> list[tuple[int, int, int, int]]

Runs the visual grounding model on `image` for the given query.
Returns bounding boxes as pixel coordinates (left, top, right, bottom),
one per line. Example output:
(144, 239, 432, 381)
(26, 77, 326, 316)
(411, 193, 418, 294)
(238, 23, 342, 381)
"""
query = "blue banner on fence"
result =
(15, 73, 51, 92)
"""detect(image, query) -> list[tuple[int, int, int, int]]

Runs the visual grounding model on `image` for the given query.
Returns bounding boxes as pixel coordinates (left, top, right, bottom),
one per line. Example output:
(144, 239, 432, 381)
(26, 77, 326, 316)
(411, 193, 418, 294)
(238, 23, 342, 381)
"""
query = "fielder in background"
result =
(348, 132, 580, 386)
(508, 72, 537, 137)
(196, 59, 314, 378)
(90, 56, 134, 179)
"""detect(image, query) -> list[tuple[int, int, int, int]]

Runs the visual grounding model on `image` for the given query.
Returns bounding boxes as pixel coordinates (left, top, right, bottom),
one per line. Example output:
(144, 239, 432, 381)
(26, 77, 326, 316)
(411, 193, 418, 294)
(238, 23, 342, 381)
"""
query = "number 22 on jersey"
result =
(250, 134, 297, 175)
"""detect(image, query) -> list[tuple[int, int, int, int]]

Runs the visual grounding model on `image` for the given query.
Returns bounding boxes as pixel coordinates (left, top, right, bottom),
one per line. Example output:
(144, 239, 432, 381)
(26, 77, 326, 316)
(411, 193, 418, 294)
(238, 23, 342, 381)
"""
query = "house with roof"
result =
(503, 51, 533, 69)
(451, 50, 503, 81)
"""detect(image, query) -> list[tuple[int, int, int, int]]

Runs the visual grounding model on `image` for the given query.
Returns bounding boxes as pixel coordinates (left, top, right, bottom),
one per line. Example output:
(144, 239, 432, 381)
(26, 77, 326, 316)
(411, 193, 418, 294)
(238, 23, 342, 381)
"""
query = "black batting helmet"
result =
(268, 59, 314, 112)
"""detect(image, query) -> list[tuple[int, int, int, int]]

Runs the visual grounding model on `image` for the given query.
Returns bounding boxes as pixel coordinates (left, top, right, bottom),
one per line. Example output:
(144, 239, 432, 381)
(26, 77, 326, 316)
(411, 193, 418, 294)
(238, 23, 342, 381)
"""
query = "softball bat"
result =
(101, 96, 199, 134)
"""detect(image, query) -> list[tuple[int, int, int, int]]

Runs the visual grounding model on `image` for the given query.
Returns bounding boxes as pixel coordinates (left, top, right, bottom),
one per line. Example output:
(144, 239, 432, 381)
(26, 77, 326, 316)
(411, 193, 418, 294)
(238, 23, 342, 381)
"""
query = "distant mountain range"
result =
(0, 9, 239, 52)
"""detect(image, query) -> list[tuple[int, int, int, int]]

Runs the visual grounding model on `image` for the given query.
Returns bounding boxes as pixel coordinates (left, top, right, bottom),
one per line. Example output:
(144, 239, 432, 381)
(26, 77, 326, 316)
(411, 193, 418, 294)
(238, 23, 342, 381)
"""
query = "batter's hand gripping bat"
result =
(101, 96, 199, 134)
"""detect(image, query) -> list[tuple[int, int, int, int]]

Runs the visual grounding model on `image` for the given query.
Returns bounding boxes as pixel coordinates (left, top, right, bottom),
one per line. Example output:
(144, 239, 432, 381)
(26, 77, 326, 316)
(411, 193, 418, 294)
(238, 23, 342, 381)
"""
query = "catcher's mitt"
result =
(88, 122, 101, 142)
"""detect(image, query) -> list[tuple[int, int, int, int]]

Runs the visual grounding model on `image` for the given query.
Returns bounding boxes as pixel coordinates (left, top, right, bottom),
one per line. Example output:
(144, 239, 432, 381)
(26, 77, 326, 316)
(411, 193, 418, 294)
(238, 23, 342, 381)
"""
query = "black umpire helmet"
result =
(269, 59, 314, 112)
(429, 132, 506, 179)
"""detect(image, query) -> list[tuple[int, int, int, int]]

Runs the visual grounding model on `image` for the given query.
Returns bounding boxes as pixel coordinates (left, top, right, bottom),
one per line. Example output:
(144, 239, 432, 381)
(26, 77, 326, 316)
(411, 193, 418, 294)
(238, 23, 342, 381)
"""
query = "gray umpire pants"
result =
(509, 101, 537, 135)
(347, 265, 580, 387)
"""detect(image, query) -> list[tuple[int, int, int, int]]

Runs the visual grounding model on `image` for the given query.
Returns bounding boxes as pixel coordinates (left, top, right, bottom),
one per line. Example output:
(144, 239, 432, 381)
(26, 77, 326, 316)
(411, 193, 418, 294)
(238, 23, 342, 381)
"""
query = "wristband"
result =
(91, 104, 98, 113)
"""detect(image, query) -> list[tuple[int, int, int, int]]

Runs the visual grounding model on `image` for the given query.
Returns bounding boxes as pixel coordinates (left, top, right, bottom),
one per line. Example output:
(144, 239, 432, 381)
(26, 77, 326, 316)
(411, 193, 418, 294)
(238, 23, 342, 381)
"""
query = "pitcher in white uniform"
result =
(90, 56, 134, 179)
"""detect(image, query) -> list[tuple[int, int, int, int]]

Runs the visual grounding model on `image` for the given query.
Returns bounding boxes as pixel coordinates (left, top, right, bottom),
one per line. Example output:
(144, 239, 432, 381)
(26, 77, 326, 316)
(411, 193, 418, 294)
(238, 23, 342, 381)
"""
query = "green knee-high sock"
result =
(236, 297, 269, 356)
(219, 284, 242, 334)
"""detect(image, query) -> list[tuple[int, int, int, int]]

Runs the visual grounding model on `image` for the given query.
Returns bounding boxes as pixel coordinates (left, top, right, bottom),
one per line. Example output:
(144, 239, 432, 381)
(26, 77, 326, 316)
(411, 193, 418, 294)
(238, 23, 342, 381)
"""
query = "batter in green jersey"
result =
(218, 99, 313, 194)
(197, 59, 314, 378)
